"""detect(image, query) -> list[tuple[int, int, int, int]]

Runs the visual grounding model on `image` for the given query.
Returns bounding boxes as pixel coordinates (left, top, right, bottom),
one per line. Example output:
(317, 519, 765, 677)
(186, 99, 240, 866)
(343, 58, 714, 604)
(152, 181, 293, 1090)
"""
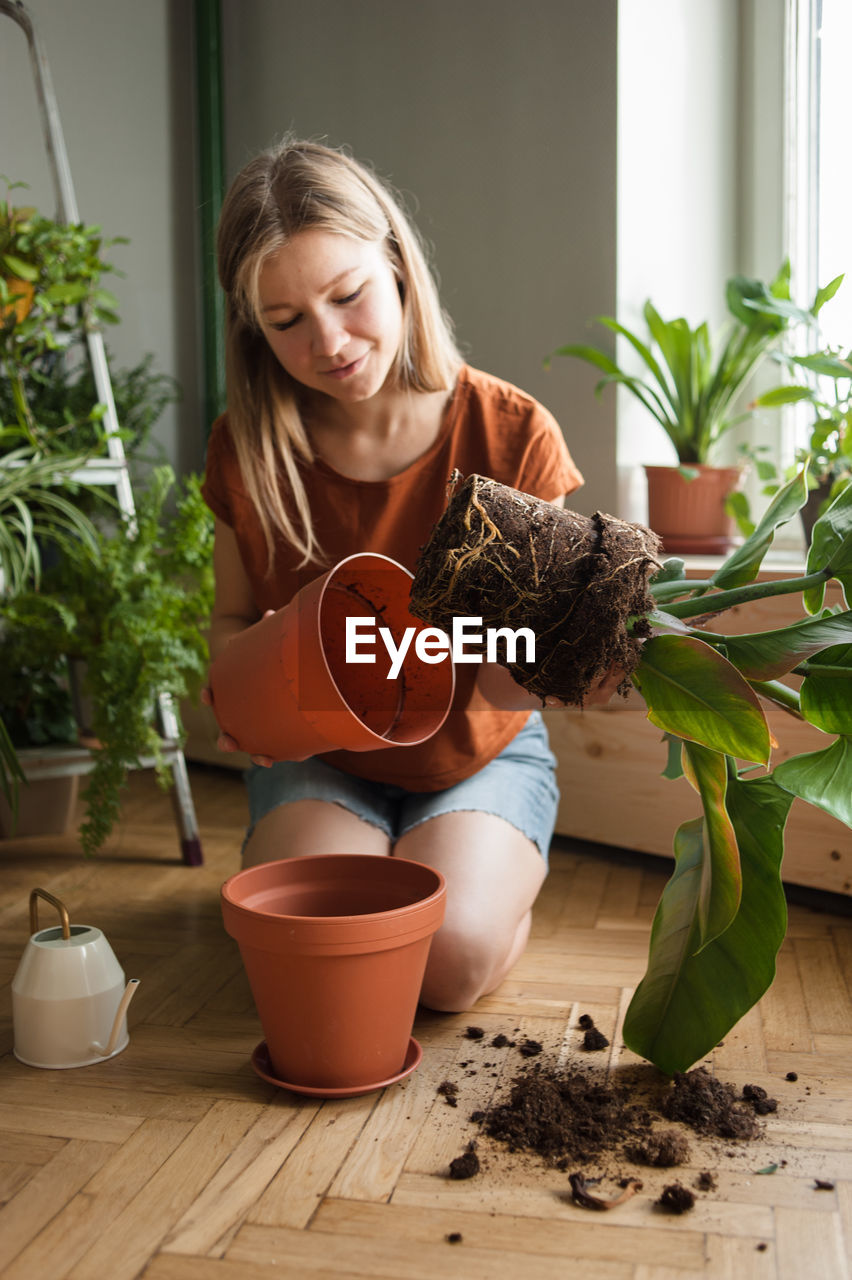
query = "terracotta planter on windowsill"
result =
(644, 464, 743, 556)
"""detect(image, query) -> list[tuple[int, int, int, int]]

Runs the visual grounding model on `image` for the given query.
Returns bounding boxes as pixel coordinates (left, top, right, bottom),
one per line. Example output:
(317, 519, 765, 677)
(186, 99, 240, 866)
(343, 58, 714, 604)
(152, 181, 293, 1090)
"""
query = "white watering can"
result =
(12, 888, 140, 1069)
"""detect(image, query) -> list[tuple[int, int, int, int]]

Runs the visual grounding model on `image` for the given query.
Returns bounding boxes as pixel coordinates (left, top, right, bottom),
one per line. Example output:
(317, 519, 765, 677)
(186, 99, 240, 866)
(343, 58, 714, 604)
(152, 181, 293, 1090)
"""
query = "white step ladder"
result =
(1, 0, 204, 864)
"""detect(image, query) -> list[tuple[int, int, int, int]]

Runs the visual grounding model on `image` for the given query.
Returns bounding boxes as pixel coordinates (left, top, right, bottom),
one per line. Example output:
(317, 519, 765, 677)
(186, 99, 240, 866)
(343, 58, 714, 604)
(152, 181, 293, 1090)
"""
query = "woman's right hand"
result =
(200, 685, 274, 768)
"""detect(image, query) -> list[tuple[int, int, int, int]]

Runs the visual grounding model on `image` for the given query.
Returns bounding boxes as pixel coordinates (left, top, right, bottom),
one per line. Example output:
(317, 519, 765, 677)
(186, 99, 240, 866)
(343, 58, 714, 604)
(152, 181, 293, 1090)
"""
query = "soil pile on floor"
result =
(410, 473, 661, 705)
(481, 1065, 657, 1166)
(474, 1061, 769, 1171)
(662, 1068, 761, 1139)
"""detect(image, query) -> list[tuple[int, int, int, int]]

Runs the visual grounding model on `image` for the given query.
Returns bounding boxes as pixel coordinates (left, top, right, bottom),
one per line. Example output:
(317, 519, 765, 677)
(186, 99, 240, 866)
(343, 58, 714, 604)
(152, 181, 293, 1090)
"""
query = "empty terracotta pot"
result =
(221, 854, 446, 1092)
(208, 552, 455, 760)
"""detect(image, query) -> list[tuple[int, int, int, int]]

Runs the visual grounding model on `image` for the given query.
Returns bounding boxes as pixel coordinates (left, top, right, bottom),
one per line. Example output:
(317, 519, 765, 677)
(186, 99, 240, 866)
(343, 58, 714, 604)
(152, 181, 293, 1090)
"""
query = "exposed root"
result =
(410, 474, 662, 705)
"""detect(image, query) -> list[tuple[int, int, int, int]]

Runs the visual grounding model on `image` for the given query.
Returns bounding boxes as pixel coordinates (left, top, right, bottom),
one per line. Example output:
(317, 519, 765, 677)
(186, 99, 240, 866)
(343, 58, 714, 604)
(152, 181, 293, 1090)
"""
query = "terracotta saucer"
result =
(250, 1036, 423, 1098)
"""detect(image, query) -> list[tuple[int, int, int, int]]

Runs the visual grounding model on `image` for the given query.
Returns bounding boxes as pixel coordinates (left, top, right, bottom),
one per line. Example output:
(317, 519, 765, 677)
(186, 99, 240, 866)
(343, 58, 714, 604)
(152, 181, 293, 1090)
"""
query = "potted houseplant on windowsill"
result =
(550, 262, 835, 554)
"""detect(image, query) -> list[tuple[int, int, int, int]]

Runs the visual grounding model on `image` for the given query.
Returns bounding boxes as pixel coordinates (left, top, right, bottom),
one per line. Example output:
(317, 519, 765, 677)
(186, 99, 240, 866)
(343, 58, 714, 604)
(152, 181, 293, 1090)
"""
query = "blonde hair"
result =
(216, 138, 462, 570)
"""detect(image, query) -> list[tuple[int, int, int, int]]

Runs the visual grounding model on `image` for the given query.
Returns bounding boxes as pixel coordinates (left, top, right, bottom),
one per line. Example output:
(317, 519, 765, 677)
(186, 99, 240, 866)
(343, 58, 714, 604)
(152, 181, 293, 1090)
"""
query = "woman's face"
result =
(256, 228, 404, 404)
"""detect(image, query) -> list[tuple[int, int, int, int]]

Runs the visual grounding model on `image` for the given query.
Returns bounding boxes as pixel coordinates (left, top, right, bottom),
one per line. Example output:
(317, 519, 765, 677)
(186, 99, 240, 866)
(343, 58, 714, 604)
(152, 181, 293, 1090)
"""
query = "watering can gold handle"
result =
(29, 888, 71, 940)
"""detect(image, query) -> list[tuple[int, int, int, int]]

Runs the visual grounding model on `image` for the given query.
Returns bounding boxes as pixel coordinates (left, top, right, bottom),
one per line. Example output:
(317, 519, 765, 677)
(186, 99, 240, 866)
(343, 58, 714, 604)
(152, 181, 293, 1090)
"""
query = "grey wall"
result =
(0, 0, 203, 475)
(221, 0, 619, 514)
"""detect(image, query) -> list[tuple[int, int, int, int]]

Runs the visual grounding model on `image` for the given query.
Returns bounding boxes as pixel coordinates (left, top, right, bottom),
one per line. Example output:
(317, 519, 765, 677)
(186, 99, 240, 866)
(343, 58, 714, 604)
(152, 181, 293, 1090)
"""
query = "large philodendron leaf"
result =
(704, 611, 852, 680)
(633, 635, 770, 764)
(682, 742, 742, 949)
(805, 483, 852, 613)
(622, 774, 792, 1075)
(712, 468, 810, 590)
(799, 643, 852, 734)
(774, 735, 852, 828)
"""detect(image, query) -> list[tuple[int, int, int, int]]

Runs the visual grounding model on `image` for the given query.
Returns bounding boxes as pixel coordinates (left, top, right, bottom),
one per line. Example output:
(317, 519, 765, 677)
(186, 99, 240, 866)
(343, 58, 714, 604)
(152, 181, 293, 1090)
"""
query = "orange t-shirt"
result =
(201, 364, 583, 790)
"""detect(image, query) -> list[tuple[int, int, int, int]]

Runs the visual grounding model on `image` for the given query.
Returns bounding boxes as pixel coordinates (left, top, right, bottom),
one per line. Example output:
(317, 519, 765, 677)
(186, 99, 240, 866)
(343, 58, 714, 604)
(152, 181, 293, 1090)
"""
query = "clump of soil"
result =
(582, 1027, 610, 1052)
(742, 1083, 778, 1115)
(410, 473, 661, 705)
(656, 1183, 695, 1214)
(626, 1128, 691, 1167)
(482, 1065, 651, 1164)
(662, 1068, 760, 1140)
(438, 1080, 459, 1107)
(519, 1038, 543, 1058)
(696, 1170, 717, 1191)
(464, 1026, 485, 1040)
(449, 1142, 480, 1180)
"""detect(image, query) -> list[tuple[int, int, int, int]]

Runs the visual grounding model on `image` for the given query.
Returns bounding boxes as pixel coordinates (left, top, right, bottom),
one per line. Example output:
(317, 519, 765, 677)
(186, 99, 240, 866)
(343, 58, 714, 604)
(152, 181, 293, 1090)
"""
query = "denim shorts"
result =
(243, 711, 560, 862)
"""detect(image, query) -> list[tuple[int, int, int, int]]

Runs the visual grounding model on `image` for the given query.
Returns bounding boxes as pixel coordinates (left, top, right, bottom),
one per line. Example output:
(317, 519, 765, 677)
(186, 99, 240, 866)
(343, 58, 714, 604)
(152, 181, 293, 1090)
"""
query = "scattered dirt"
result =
(518, 1038, 543, 1058)
(446, 1232, 463, 1244)
(443, 1030, 790, 1212)
(410, 472, 661, 705)
(626, 1129, 691, 1168)
(464, 1026, 485, 1041)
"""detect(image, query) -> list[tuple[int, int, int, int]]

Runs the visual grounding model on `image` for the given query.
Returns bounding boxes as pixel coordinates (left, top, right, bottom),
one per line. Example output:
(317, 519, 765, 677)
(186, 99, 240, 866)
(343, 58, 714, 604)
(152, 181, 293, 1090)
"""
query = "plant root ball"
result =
(410, 473, 662, 706)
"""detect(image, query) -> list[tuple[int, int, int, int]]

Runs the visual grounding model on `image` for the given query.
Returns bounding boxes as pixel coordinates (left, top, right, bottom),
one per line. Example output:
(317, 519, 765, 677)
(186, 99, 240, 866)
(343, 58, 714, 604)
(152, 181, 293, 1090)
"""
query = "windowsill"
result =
(680, 548, 807, 578)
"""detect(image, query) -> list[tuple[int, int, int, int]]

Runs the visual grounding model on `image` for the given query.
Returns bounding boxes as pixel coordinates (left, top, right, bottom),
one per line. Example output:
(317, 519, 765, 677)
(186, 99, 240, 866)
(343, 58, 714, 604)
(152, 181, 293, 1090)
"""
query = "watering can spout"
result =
(91, 978, 140, 1058)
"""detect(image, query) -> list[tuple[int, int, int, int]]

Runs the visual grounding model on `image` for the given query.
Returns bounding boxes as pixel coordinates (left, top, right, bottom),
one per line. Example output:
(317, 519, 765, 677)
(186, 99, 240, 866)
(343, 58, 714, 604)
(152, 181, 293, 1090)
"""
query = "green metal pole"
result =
(194, 0, 226, 441)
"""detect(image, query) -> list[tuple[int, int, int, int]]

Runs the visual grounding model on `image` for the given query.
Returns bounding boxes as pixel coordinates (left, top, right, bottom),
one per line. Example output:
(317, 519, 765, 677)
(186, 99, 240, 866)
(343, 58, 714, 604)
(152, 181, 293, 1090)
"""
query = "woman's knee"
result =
(241, 798, 390, 867)
(419, 913, 530, 1012)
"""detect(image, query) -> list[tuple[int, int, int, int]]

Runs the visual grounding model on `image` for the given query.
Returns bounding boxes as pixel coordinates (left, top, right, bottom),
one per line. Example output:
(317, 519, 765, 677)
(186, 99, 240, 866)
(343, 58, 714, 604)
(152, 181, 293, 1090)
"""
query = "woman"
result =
(203, 138, 614, 1012)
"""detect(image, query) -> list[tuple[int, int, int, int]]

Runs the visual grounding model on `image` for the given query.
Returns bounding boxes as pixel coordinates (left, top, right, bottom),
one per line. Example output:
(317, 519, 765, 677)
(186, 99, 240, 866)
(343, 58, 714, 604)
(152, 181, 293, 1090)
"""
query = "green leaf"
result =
(708, 611, 852, 680)
(774, 736, 852, 828)
(790, 353, 851, 379)
(633, 635, 771, 764)
(805, 482, 852, 611)
(622, 774, 791, 1074)
(1, 253, 38, 281)
(799, 644, 852, 734)
(712, 467, 809, 589)
(651, 557, 687, 586)
(551, 343, 621, 377)
(725, 489, 754, 538)
(753, 385, 815, 407)
(682, 742, 742, 948)
(812, 273, 844, 314)
(662, 734, 685, 780)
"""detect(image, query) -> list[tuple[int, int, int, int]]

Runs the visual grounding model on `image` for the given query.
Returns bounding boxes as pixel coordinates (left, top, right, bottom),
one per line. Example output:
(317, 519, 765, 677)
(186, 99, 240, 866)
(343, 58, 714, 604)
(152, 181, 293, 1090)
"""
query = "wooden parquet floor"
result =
(1, 764, 851, 1279)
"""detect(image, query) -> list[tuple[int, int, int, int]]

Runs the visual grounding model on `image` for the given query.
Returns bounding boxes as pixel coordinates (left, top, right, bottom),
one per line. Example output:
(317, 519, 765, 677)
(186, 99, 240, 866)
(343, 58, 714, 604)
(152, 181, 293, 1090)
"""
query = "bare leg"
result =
(393, 811, 547, 1012)
(242, 798, 391, 868)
